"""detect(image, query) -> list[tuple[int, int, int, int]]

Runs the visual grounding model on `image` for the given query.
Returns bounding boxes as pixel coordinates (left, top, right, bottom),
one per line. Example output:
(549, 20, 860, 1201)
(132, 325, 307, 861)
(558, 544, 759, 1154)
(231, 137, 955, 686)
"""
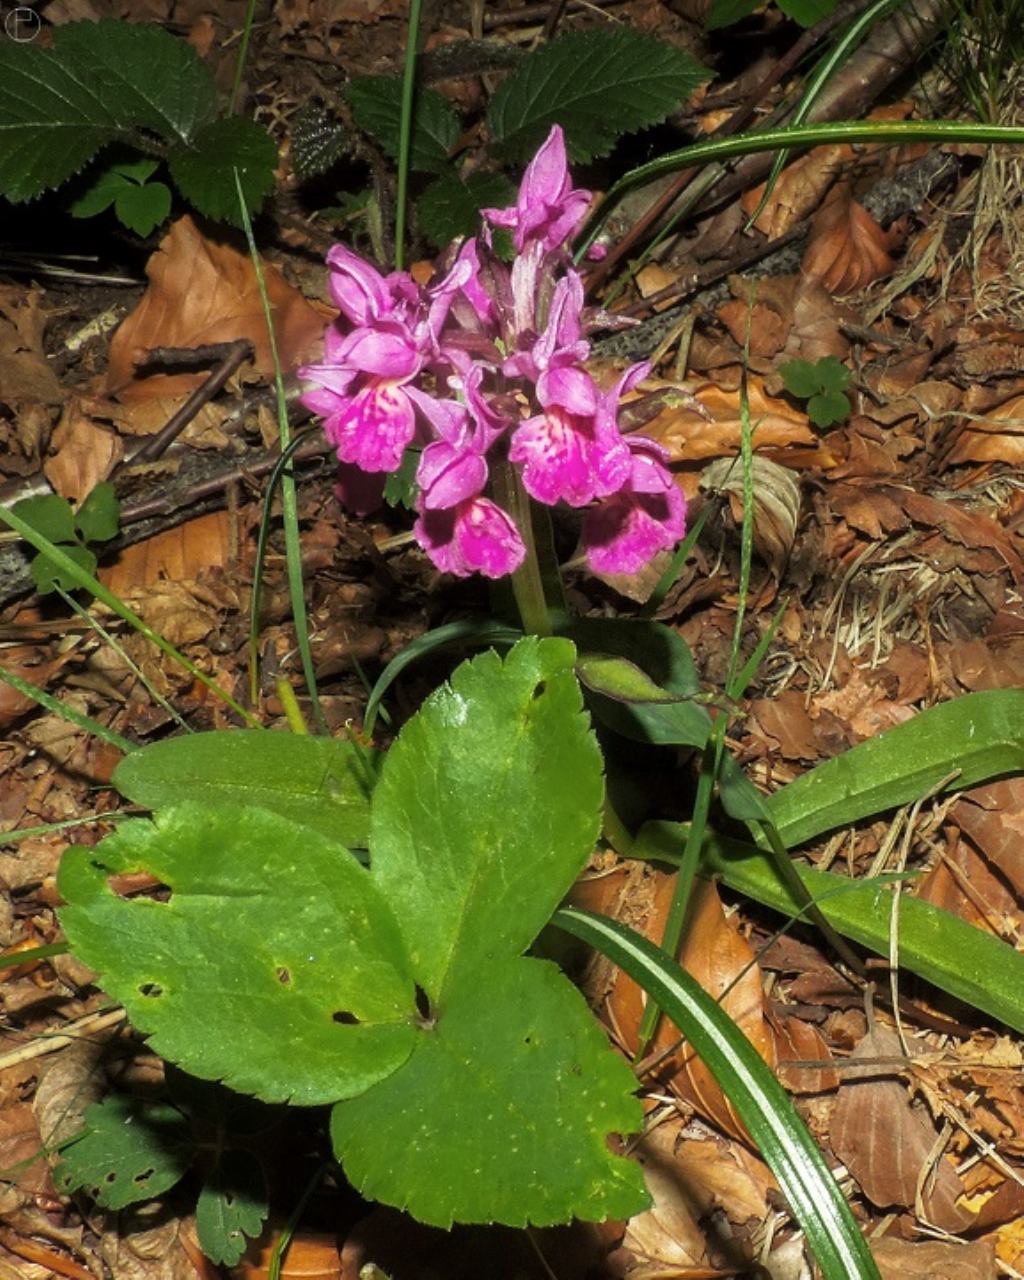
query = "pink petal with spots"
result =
(416, 498, 525, 578)
(328, 380, 417, 472)
(510, 409, 598, 507)
(583, 482, 687, 575)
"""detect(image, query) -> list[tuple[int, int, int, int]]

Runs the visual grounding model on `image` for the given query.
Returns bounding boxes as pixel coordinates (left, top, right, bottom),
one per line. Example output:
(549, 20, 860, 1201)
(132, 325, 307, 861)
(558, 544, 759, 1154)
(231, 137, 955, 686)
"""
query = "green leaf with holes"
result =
(58, 805, 419, 1105)
(196, 1150, 268, 1266)
(55, 1093, 192, 1210)
(59, 637, 647, 1228)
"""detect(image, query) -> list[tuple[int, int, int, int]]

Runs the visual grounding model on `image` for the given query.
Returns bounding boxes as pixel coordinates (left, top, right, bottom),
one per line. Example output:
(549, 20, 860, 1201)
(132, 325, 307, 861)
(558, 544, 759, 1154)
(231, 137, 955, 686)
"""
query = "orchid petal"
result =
(328, 380, 417, 473)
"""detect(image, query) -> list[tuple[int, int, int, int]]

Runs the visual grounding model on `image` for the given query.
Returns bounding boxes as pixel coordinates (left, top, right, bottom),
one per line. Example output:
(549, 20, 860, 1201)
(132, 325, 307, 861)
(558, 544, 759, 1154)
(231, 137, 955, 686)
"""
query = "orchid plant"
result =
(297, 126, 686, 593)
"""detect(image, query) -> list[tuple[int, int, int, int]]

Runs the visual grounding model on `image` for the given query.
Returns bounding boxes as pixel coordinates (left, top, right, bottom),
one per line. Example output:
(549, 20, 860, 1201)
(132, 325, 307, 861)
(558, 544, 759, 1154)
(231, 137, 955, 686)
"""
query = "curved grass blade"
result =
(363, 620, 522, 736)
(554, 906, 881, 1280)
(576, 121, 1024, 259)
(0, 663, 134, 754)
(0, 504, 261, 729)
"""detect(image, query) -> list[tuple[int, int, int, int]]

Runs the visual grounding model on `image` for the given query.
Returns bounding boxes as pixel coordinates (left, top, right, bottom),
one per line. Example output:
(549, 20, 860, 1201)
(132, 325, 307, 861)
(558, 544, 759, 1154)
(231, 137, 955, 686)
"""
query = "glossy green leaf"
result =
(488, 28, 711, 163)
(370, 638, 604, 998)
(56, 1093, 191, 1209)
(114, 180, 172, 236)
(346, 76, 460, 173)
(112, 730, 376, 849)
(11, 494, 75, 545)
(705, 0, 759, 29)
(419, 170, 517, 247)
(331, 958, 645, 1228)
(576, 653, 684, 705)
(58, 804, 419, 1104)
(167, 116, 277, 224)
(554, 906, 881, 1280)
(0, 21, 216, 202)
(765, 689, 1024, 847)
(74, 481, 120, 543)
(778, 0, 838, 25)
(196, 1150, 268, 1266)
(31, 542, 96, 595)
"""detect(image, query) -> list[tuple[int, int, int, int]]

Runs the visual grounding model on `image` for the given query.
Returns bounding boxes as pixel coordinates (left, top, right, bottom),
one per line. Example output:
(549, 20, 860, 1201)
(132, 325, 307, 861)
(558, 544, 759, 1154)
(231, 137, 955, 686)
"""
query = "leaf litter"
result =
(4, 0, 1024, 1277)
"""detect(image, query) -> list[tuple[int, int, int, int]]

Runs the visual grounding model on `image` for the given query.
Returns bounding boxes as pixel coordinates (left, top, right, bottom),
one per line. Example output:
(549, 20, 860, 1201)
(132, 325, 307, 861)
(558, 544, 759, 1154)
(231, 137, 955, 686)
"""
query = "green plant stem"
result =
(491, 459, 559, 636)
(576, 120, 1024, 259)
(394, 0, 424, 271)
(228, 0, 259, 114)
(234, 170, 326, 734)
(0, 942, 70, 972)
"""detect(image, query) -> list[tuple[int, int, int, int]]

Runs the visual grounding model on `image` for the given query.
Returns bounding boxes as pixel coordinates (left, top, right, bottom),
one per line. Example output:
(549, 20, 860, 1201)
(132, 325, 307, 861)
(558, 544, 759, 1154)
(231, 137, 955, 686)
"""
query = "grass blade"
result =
(554, 906, 881, 1280)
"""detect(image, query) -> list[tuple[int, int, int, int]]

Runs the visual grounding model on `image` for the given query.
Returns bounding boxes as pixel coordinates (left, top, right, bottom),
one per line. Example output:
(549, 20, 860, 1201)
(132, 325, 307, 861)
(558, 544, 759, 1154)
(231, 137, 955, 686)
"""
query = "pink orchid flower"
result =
(415, 497, 526, 579)
(582, 436, 687, 575)
(482, 125, 591, 254)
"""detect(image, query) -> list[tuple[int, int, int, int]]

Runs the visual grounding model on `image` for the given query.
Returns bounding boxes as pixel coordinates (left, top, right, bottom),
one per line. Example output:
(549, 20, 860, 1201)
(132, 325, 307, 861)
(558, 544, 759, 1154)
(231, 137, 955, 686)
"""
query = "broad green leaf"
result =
(697, 831, 1024, 1034)
(807, 390, 850, 428)
(114, 181, 173, 236)
(70, 167, 134, 219)
(370, 637, 603, 997)
(346, 77, 460, 173)
(112, 730, 376, 849)
(555, 906, 881, 1280)
(779, 358, 823, 399)
(705, 0, 759, 29)
(58, 804, 418, 1104)
(487, 28, 711, 163)
(331, 957, 645, 1228)
(56, 1094, 192, 1209)
(11, 494, 75, 545)
(765, 689, 1024, 847)
(74, 482, 120, 544)
(196, 1150, 268, 1266)
(31, 543, 96, 595)
(418, 171, 517, 247)
(0, 21, 216, 202)
(167, 116, 277, 224)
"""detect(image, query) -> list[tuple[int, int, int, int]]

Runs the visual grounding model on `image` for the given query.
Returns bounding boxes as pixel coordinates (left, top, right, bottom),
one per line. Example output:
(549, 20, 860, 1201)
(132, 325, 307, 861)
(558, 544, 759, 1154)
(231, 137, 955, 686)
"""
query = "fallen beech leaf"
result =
(949, 778, 1024, 898)
(700, 454, 800, 574)
(106, 216, 328, 401)
(872, 1235, 996, 1280)
(946, 392, 1024, 467)
(0, 646, 76, 728)
(742, 143, 852, 238)
(0, 283, 64, 409)
(42, 398, 123, 501)
(830, 1026, 972, 1231)
(622, 1123, 709, 1274)
(803, 188, 896, 294)
(101, 511, 234, 597)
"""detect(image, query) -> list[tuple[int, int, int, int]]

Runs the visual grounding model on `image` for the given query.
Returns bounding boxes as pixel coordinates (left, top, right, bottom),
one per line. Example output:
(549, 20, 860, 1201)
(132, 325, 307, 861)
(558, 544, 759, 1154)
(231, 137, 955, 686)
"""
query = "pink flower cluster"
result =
(298, 126, 686, 579)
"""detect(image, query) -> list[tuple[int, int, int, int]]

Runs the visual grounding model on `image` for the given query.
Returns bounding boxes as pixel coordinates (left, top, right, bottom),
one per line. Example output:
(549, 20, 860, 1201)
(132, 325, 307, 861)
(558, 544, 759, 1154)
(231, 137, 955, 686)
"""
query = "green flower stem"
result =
(492, 460, 562, 636)
(394, 0, 424, 271)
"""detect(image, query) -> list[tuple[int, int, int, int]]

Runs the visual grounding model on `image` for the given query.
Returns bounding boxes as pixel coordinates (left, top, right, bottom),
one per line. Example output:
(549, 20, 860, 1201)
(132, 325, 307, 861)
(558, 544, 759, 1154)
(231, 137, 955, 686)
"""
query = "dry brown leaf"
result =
(946, 391, 1024, 467)
(106, 216, 327, 401)
(830, 1026, 973, 1231)
(0, 285, 64, 411)
(700, 455, 801, 574)
(101, 511, 235, 597)
(803, 188, 896, 294)
(42, 398, 124, 501)
(872, 1235, 996, 1280)
(949, 778, 1024, 897)
(742, 143, 853, 238)
(235, 1228, 342, 1280)
(0, 646, 77, 729)
(621, 1123, 709, 1274)
(948, 636, 1024, 693)
(717, 297, 790, 357)
(643, 376, 825, 465)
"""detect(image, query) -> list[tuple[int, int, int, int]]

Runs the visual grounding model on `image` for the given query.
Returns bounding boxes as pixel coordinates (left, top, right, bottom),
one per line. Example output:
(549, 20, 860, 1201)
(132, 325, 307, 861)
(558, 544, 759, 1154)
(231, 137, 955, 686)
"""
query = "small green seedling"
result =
(13, 482, 120, 595)
(779, 356, 852, 428)
(70, 158, 172, 238)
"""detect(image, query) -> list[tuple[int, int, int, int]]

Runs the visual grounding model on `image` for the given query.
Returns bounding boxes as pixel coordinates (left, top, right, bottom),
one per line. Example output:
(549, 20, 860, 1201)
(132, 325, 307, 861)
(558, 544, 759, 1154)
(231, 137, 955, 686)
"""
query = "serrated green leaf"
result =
(346, 77, 460, 174)
(115, 181, 173, 236)
(168, 116, 277, 224)
(418, 171, 517, 247)
(330, 958, 646, 1228)
(0, 21, 216, 203)
(74, 482, 120, 543)
(12, 494, 76, 544)
(779, 358, 822, 399)
(70, 167, 134, 219)
(57, 804, 418, 1105)
(112, 730, 376, 849)
(487, 28, 711, 162)
(31, 543, 96, 595)
(369, 637, 603, 997)
(778, 0, 838, 25)
(56, 1093, 192, 1210)
(196, 1150, 268, 1266)
(290, 102, 348, 181)
(765, 688, 1024, 848)
(705, 0, 760, 28)
(807, 389, 850, 428)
